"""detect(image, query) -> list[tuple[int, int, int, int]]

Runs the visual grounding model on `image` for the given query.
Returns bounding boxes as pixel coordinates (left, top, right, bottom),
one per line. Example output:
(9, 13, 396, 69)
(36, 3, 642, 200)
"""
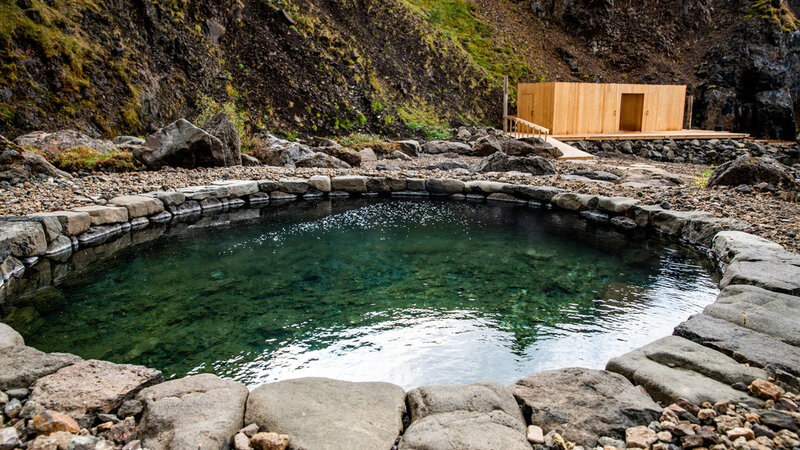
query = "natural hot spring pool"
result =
(3, 199, 719, 389)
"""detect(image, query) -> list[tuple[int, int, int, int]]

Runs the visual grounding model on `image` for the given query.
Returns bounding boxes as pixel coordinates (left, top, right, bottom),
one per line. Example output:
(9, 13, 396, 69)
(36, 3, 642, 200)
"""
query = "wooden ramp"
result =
(547, 137, 595, 160)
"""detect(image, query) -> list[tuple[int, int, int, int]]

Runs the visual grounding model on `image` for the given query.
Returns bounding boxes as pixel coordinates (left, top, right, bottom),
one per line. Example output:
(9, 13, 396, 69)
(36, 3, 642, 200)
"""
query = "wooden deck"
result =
(548, 138, 594, 160)
(550, 129, 749, 141)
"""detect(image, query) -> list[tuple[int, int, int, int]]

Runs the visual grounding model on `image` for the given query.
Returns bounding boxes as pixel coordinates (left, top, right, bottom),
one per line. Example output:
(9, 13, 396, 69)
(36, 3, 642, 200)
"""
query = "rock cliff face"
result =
(533, 0, 800, 140)
(0, 0, 798, 140)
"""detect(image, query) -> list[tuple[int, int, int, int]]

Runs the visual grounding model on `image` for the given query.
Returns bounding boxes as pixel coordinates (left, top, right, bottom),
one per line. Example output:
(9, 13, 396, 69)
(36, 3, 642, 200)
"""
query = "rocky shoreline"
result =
(1, 171, 799, 449)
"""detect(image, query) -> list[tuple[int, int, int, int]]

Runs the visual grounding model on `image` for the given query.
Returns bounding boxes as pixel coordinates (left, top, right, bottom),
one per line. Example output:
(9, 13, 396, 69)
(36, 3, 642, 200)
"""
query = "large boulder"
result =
(511, 368, 661, 446)
(502, 138, 562, 158)
(313, 145, 361, 166)
(14, 130, 117, 156)
(472, 151, 556, 175)
(245, 377, 406, 450)
(422, 140, 473, 155)
(251, 135, 315, 168)
(0, 221, 47, 258)
(29, 360, 162, 419)
(0, 323, 24, 349)
(295, 152, 351, 168)
(135, 119, 235, 169)
(400, 381, 530, 450)
(471, 135, 503, 157)
(707, 154, 796, 188)
(0, 136, 69, 183)
(203, 113, 242, 166)
(137, 374, 248, 450)
(0, 346, 82, 390)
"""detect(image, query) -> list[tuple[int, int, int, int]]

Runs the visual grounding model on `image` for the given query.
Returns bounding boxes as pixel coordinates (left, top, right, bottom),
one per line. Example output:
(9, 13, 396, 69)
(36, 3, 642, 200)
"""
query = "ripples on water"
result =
(4, 200, 719, 389)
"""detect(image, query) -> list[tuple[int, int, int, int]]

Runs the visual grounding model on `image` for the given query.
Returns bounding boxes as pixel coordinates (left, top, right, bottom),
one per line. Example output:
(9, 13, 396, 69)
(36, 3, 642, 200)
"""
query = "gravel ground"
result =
(1, 154, 798, 252)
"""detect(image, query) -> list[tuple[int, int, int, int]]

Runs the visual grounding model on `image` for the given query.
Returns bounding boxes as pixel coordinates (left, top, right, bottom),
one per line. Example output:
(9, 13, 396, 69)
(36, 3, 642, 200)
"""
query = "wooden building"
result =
(516, 82, 687, 136)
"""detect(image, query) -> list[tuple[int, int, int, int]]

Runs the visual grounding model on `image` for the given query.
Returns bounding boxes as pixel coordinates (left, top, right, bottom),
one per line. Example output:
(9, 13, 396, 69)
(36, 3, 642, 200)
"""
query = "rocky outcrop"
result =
(707, 155, 796, 189)
(0, 136, 69, 183)
(135, 119, 238, 169)
(0, 323, 24, 349)
(136, 374, 248, 450)
(511, 368, 662, 446)
(14, 130, 117, 156)
(203, 113, 242, 166)
(422, 140, 473, 156)
(29, 360, 162, 419)
(472, 151, 557, 175)
(245, 377, 406, 450)
(0, 346, 81, 390)
(400, 381, 530, 450)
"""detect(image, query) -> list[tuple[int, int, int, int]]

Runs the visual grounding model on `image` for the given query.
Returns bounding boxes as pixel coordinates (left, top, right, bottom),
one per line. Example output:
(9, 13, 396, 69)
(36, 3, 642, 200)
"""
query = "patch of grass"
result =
(50, 146, 143, 172)
(402, 0, 529, 82)
(749, 0, 798, 31)
(694, 166, 715, 189)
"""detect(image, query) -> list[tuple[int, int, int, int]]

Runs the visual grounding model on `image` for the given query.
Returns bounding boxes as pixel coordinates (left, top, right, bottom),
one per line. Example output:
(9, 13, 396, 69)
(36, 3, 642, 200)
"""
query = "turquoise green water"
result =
(4, 200, 718, 388)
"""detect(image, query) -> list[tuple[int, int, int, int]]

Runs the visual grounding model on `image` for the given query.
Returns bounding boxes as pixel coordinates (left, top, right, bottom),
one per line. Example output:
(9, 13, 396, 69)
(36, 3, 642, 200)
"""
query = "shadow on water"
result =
(1, 198, 719, 389)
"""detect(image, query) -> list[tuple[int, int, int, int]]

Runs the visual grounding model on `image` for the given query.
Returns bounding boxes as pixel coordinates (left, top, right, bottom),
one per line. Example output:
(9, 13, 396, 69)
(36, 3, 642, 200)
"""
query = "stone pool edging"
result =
(1, 174, 799, 450)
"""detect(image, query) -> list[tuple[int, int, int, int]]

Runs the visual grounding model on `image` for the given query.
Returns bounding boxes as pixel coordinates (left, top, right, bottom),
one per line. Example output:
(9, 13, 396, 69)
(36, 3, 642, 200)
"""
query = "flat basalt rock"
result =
(29, 359, 162, 419)
(245, 377, 405, 450)
(511, 367, 661, 446)
(137, 374, 248, 450)
(0, 345, 82, 391)
(400, 381, 530, 450)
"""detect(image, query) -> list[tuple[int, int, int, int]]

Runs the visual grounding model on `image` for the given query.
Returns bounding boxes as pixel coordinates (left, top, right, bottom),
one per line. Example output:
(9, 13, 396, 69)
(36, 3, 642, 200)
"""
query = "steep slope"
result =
(0, 0, 798, 140)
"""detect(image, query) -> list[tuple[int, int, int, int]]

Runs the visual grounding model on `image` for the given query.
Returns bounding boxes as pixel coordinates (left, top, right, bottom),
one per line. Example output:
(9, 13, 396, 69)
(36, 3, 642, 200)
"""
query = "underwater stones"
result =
(330, 176, 367, 193)
(72, 206, 128, 226)
(108, 196, 164, 218)
(0, 346, 81, 390)
(400, 381, 530, 450)
(308, 175, 331, 192)
(703, 284, 800, 346)
(0, 323, 23, 349)
(245, 377, 405, 450)
(675, 314, 800, 377)
(511, 368, 661, 447)
(27, 211, 90, 237)
(720, 260, 800, 295)
(29, 360, 162, 419)
(0, 221, 46, 258)
(551, 193, 598, 211)
(425, 178, 465, 195)
(136, 374, 247, 450)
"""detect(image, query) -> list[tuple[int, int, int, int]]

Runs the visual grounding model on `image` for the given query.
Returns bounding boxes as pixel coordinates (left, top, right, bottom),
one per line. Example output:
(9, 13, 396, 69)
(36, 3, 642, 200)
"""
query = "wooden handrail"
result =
(504, 116, 550, 141)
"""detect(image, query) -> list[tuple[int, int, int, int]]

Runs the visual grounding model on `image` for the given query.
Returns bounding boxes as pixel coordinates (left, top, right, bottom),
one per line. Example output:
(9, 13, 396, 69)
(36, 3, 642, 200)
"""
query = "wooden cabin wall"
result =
(521, 82, 687, 135)
(516, 83, 555, 130)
